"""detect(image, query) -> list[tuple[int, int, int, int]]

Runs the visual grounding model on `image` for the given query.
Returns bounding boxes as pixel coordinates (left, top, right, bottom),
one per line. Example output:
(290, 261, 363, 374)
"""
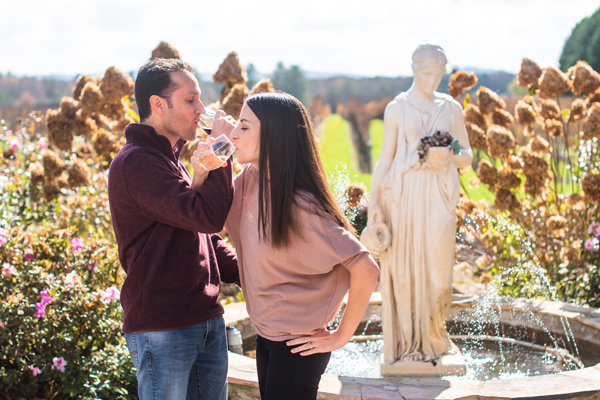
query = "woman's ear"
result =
(149, 95, 166, 116)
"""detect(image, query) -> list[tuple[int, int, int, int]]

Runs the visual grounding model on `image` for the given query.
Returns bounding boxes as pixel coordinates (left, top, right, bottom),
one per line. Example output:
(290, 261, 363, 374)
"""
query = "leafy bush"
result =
(0, 108, 136, 397)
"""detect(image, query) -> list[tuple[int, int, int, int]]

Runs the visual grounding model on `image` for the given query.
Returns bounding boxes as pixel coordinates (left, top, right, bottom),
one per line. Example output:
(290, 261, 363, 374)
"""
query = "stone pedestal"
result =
(380, 352, 467, 377)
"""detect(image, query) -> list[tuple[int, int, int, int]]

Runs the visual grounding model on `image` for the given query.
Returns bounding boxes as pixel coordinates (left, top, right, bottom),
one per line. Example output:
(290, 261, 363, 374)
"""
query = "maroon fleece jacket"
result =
(108, 123, 238, 332)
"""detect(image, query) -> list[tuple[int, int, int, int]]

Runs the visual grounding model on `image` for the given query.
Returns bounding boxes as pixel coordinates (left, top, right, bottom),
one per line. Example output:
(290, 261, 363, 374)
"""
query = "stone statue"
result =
(361, 44, 473, 374)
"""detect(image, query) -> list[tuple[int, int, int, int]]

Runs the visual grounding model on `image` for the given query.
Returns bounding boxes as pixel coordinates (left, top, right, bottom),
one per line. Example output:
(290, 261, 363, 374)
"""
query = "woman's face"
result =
(413, 66, 445, 94)
(231, 103, 261, 167)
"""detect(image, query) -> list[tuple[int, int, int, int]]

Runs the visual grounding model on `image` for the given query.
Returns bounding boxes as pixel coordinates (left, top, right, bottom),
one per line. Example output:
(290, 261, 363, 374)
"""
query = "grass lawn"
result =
(319, 114, 495, 202)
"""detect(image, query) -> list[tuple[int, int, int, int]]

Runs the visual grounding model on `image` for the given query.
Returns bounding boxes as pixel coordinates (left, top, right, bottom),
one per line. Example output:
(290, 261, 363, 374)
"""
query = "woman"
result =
(214, 92, 378, 399)
(362, 44, 473, 365)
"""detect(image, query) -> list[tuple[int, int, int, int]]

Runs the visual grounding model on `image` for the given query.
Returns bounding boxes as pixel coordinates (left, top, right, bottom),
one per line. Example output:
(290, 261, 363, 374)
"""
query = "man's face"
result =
(161, 71, 205, 143)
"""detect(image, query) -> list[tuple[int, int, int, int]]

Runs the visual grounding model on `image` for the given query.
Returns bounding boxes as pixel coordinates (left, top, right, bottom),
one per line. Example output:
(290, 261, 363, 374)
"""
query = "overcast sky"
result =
(1, 0, 598, 79)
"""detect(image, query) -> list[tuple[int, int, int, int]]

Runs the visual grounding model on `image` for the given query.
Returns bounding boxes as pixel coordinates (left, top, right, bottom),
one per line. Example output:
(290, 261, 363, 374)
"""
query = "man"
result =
(108, 58, 238, 400)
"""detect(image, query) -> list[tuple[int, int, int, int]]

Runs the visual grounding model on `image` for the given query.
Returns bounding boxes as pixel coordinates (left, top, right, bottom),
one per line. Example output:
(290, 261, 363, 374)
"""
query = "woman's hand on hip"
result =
(286, 329, 349, 356)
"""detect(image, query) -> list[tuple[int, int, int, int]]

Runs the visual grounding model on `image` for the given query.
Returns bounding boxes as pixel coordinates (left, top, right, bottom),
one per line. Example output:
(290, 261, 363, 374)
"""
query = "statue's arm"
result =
(367, 101, 399, 223)
(450, 100, 473, 169)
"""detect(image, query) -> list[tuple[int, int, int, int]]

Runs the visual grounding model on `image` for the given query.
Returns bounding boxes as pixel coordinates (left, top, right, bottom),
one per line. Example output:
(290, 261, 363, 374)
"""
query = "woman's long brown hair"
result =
(246, 92, 355, 248)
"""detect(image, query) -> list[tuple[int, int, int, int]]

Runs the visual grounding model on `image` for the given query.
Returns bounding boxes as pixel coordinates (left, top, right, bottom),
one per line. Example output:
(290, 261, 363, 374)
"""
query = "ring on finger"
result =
(308, 341, 313, 350)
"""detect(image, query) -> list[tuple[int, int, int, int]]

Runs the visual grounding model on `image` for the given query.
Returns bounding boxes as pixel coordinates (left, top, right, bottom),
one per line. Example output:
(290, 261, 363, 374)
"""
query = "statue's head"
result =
(411, 43, 447, 72)
(411, 43, 447, 93)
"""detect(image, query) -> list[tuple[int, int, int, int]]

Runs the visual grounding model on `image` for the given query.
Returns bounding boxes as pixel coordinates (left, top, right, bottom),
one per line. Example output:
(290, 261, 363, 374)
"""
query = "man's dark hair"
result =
(134, 59, 196, 122)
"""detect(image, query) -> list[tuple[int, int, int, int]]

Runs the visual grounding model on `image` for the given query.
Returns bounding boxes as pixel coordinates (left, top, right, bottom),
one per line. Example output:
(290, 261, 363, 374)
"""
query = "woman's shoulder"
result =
(435, 92, 462, 109)
(234, 164, 258, 185)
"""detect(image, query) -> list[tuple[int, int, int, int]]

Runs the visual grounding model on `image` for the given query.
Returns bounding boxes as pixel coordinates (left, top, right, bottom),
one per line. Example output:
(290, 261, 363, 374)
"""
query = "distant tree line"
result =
(560, 7, 600, 72)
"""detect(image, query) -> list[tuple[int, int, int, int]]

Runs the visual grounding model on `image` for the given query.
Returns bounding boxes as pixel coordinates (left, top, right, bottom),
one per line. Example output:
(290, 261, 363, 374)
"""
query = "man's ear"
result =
(149, 95, 167, 116)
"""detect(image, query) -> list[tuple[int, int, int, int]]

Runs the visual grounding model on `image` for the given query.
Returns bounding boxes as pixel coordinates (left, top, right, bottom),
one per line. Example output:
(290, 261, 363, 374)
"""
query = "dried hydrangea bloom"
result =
(28, 162, 45, 185)
(448, 71, 478, 99)
(497, 166, 521, 190)
(546, 215, 568, 237)
(587, 90, 600, 107)
(491, 108, 514, 127)
(540, 99, 561, 121)
(56, 173, 69, 189)
(486, 125, 516, 159)
(581, 172, 600, 204)
(566, 192, 584, 208)
(110, 113, 136, 135)
(537, 67, 569, 99)
(519, 147, 549, 197)
(221, 83, 249, 119)
(543, 119, 562, 137)
(151, 41, 181, 60)
(528, 136, 549, 155)
(560, 246, 580, 263)
(495, 188, 520, 212)
(93, 128, 120, 159)
(101, 101, 126, 121)
(80, 82, 105, 117)
(46, 109, 73, 151)
(43, 182, 61, 201)
(67, 159, 91, 188)
(517, 58, 542, 87)
(42, 150, 66, 179)
(59, 96, 80, 119)
(568, 98, 587, 123)
(73, 75, 96, 100)
(477, 159, 498, 188)
(466, 123, 487, 150)
(514, 98, 537, 133)
(249, 79, 275, 96)
(464, 104, 487, 129)
(477, 86, 506, 115)
(72, 110, 98, 137)
(212, 52, 248, 87)
(91, 114, 110, 130)
(100, 67, 134, 104)
(507, 155, 523, 170)
(567, 60, 600, 95)
(582, 103, 600, 140)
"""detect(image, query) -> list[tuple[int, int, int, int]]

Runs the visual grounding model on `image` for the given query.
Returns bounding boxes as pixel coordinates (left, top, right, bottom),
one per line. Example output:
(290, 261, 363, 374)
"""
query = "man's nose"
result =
(198, 100, 206, 114)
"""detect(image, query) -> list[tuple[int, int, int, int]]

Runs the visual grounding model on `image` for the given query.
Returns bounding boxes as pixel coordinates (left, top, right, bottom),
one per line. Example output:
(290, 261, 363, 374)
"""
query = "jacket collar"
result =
(124, 123, 186, 162)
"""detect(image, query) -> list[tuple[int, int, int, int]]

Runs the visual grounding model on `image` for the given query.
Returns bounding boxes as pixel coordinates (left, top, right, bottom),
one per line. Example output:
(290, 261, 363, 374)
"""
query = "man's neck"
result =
(140, 118, 177, 148)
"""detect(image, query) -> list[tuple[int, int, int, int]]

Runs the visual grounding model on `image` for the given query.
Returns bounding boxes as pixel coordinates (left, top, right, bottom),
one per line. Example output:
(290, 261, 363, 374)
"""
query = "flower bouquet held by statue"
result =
(417, 131, 461, 165)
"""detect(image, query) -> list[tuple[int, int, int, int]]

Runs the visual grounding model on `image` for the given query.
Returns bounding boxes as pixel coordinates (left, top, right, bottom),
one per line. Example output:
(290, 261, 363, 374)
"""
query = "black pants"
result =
(255, 335, 331, 400)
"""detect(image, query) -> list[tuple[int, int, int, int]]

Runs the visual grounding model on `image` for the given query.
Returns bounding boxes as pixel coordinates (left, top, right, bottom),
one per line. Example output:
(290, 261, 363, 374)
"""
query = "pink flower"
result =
(52, 357, 67, 372)
(2, 263, 16, 277)
(0, 228, 8, 246)
(5, 130, 13, 137)
(70, 238, 84, 251)
(40, 290, 54, 305)
(0, 321, 4, 328)
(38, 138, 48, 150)
(584, 238, 599, 251)
(28, 365, 41, 376)
(24, 252, 34, 262)
(34, 302, 46, 318)
(88, 261, 98, 271)
(589, 222, 600, 237)
(100, 286, 120, 304)
(9, 137, 21, 151)
(64, 271, 80, 288)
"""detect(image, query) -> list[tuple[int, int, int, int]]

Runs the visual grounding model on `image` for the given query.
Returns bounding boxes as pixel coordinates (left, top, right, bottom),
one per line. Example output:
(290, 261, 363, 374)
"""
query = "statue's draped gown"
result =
(376, 92, 472, 363)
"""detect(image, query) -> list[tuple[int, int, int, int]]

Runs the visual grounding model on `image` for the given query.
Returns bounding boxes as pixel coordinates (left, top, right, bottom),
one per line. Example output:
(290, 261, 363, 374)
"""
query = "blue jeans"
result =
(125, 316, 228, 400)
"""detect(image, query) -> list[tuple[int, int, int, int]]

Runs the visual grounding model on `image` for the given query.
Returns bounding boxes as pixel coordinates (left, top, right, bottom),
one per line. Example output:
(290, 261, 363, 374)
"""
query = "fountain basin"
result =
(224, 293, 600, 400)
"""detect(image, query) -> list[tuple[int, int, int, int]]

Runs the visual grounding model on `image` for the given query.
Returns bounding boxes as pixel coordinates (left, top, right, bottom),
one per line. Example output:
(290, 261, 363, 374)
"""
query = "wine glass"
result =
(196, 134, 235, 171)
(197, 108, 216, 134)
